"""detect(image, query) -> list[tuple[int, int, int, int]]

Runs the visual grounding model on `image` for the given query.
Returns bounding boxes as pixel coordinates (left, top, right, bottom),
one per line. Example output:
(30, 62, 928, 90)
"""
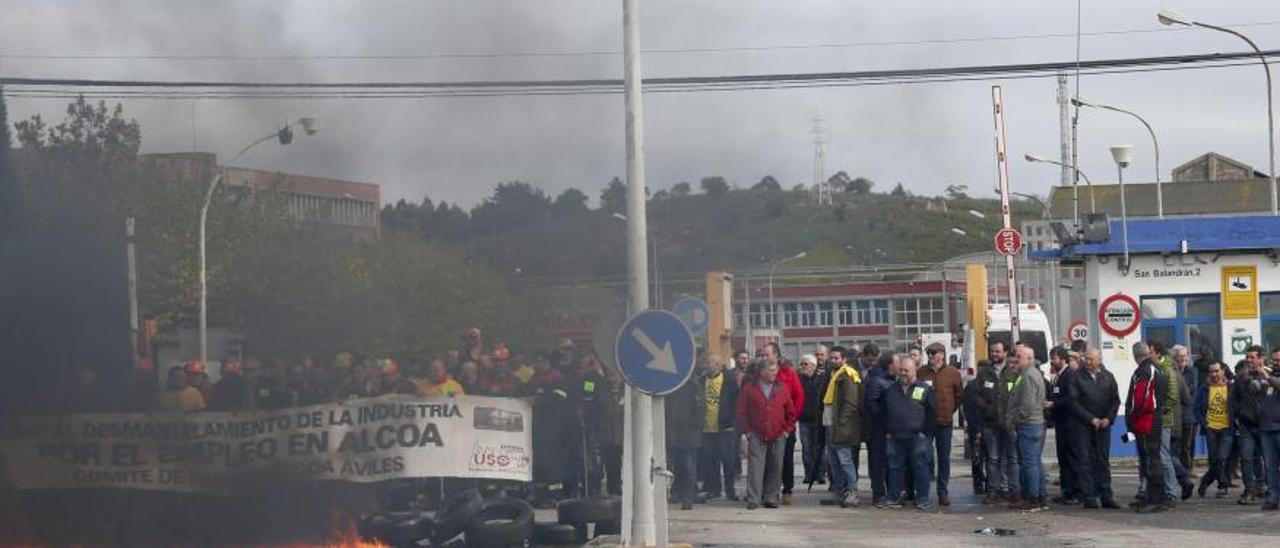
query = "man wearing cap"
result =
(917, 342, 963, 506)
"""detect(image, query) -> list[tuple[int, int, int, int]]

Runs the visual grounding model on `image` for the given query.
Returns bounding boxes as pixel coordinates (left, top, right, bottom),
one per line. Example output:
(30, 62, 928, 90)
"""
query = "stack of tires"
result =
(358, 491, 621, 546)
(555, 496, 622, 544)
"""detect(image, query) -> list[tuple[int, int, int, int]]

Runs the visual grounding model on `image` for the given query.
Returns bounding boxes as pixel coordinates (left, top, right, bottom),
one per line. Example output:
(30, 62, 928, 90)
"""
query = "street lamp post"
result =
(1110, 145, 1133, 272)
(199, 117, 318, 366)
(768, 251, 807, 335)
(1159, 8, 1277, 216)
(1024, 153, 1096, 218)
(1072, 97, 1163, 218)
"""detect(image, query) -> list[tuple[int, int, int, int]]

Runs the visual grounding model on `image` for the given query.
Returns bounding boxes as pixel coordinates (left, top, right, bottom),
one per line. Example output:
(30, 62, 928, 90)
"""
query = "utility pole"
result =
(1056, 74, 1072, 189)
(813, 115, 830, 205)
(622, 0, 660, 544)
(127, 216, 139, 366)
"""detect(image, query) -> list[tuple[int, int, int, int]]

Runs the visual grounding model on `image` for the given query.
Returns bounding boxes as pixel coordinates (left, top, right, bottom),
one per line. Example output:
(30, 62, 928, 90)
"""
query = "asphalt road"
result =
(663, 438, 1280, 547)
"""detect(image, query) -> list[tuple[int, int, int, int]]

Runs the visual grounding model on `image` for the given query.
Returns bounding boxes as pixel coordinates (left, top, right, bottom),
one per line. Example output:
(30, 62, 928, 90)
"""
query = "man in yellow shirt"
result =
(700, 354, 741, 501)
(1196, 360, 1232, 498)
(156, 365, 206, 412)
(415, 359, 465, 397)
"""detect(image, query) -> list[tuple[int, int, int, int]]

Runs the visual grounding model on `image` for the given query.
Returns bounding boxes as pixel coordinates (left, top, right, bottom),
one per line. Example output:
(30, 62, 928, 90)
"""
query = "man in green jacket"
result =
(1151, 341, 1193, 504)
(822, 347, 865, 508)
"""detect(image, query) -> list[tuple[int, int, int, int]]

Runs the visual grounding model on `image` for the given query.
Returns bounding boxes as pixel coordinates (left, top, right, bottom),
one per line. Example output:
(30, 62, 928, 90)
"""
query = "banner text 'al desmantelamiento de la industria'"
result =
(0, 395, 531, 494)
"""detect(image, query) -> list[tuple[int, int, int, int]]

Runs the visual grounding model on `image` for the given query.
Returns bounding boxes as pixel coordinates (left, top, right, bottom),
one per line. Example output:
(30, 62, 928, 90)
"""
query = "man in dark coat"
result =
(666, 371, 707, 510)
(587, 367, 626, 496)
(1066, 348, 1121, 509)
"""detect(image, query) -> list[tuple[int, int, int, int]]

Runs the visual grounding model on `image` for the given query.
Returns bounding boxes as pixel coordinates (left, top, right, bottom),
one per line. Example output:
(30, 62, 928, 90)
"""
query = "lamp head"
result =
(1110, 145, 1134, 168)
(1157, 9, 1194, 26)
(1024, 153, 1048, 163)
(297, 117, 320, 136)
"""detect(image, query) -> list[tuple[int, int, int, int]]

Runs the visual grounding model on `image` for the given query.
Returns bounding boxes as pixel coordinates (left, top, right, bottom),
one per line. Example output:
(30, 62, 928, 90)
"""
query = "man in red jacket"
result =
(765, 342, 805, 504)
(736, 359, 798, 510)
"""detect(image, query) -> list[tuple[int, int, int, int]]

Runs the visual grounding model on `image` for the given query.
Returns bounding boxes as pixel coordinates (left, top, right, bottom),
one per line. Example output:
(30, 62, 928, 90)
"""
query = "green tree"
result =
(671, 181, 692, 197)
(0, 84, 19, 235)
(700, 176, 729, 197)
(469, 181, 553, 234)
(764, 194, 788, 217)
(845, 177, 874, 194)
(752, 175, 781, 193)
(553, 187, 590, 215)
(828, 171, 852, 192)
(890, 182, 908, 197)
(944, 184, 970, 199)
(600, 176, 627, 214)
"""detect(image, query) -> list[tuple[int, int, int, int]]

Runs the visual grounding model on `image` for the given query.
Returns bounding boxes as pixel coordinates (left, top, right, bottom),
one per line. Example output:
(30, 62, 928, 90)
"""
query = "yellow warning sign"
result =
(1222, 265, 1258, 319)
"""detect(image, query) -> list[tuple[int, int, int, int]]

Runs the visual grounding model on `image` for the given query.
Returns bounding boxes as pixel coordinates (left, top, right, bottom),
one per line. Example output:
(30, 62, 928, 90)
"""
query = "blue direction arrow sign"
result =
(615, 309, 697, 395)
(671, 296, 710, 336)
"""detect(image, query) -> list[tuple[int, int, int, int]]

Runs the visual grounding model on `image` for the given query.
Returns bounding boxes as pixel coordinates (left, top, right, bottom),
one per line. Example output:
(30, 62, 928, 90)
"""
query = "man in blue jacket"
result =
(876, 354, 935, 510)
(864, 350, 897, 504)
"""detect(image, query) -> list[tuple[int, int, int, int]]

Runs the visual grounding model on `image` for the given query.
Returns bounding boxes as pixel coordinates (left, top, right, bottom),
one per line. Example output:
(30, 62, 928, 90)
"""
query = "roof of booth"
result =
(1030, 214, 1280, 260)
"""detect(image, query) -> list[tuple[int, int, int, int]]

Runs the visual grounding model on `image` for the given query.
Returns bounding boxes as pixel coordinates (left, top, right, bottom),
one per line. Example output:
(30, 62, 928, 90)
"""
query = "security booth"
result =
(1033, 214, 1280, 456)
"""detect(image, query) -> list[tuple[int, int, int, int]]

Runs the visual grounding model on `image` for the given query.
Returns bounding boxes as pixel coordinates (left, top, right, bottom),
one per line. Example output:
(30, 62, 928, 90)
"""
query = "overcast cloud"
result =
(1, 0, 1277, 207)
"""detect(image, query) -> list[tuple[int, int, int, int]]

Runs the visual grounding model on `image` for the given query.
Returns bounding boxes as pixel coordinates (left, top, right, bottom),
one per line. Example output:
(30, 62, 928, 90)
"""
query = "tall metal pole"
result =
(198, 171, 222, 366)
(1188, 22, 1276, 215)
(622, 0, 658, 543)
(127, 216, 139, 365)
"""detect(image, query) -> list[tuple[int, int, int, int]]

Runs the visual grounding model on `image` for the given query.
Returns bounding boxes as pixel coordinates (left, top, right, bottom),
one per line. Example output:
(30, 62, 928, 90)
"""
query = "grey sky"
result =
(1, 0, 1277, 207)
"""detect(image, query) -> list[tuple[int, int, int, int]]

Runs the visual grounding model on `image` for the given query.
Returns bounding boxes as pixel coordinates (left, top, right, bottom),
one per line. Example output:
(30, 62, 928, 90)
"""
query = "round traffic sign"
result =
(615, 310, 697, 395)
(671, 297, 710, 337)
(994, 228, 1023, 256)
(1068, 321, 1090, 342)
(1098, 294, 1141, 338)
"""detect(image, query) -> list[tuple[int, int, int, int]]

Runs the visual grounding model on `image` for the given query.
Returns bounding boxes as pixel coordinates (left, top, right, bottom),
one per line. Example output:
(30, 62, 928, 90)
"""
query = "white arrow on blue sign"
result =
(615, 309, 697, 395)
(671, 296, 710, 337)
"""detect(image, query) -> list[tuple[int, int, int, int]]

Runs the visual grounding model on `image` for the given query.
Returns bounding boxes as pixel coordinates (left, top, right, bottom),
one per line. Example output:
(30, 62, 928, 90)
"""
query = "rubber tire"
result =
(358, 511, 421, 540)
(533, 522, 578, 544)
(594, 518, 621, 537)
(383, 514, 434, 546)
(466, 498, 535, 547)
(432, 489, 483, 543)
(556, 496, 622, 525)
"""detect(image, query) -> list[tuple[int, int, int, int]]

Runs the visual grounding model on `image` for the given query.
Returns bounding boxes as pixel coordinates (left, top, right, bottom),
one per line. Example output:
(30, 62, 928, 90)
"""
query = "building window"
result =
(783, 303, 800, 328)
(818, 302, 833, 327)
(800, 302, 817, 327)
(891, 297, 945, 351)
(856, 301, 872, 325)
(874, 299, 890, 324)
(1263, 293, 1280, 352)
(1141, 294, 1221, 361)
(837, 300, 854, 325)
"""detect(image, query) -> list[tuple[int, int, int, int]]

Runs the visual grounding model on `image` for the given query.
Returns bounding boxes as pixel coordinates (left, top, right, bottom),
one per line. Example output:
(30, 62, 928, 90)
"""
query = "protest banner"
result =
(0, 395, 532, 494)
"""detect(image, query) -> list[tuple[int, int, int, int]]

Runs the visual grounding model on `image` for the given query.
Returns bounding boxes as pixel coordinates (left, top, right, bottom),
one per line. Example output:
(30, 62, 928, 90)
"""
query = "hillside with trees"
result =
(382, 173, 1043, 282)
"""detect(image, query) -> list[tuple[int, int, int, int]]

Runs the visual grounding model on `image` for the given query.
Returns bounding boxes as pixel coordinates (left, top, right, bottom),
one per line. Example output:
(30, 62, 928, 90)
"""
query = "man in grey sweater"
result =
(1005, 344, 1048, 510)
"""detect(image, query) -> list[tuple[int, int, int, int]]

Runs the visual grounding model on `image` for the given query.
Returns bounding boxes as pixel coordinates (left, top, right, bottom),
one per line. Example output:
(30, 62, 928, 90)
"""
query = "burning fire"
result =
(265, 508, 388, 548)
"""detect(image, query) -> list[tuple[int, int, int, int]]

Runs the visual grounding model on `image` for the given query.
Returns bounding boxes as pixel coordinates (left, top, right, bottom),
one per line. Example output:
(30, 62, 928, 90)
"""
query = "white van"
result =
(986, 303, 1054, 364)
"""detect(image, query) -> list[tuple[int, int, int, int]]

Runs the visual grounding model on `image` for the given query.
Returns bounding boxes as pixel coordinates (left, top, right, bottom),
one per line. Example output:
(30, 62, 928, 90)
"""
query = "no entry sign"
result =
(994, 228, 1023, 257)
(1098, 294, 1141, 338)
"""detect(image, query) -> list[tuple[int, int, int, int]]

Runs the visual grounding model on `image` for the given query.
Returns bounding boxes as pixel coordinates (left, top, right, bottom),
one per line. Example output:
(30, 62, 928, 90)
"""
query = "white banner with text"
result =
(0, 395, 531, 493)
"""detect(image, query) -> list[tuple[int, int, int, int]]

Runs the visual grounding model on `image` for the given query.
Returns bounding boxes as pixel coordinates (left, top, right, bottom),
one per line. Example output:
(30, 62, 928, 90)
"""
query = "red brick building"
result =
(141, 152, 380, 240)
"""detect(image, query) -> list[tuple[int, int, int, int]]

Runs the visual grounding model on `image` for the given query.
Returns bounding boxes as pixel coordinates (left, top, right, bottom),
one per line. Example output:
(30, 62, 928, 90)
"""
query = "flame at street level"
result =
(265, 508, 388, 548)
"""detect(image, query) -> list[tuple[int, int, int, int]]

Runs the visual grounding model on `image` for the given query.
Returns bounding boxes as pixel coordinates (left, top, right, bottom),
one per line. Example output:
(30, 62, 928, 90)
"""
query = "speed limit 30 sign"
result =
(1068, 321, 1090, 343)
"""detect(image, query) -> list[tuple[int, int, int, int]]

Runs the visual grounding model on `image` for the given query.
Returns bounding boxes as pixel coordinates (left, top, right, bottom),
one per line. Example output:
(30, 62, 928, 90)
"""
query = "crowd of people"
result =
(64, 322, 1280, 515)
(659, 339, 1280, 515)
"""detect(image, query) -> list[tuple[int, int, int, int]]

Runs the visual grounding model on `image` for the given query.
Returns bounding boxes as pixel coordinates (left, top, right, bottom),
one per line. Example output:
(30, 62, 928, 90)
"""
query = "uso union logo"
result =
(1098, 294, 1141, 337)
